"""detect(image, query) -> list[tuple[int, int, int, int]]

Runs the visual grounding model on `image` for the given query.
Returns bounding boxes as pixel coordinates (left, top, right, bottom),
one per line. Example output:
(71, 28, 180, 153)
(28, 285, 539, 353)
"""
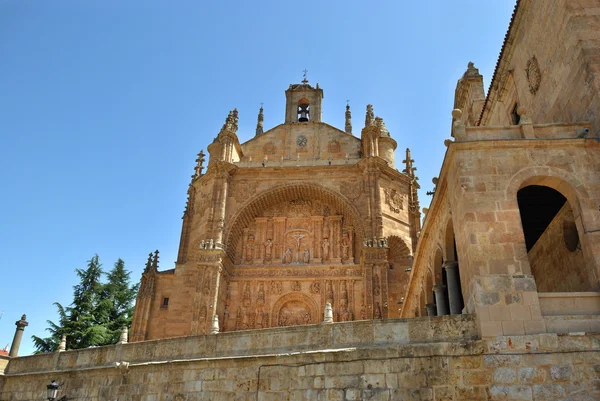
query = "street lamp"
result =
(46, 380, 59, 401)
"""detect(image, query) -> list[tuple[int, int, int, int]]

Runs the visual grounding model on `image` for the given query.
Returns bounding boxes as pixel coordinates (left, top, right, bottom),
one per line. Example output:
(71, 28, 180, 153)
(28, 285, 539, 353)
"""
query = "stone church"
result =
(130, 77, 422, 341)
(2, 1, 600, 399)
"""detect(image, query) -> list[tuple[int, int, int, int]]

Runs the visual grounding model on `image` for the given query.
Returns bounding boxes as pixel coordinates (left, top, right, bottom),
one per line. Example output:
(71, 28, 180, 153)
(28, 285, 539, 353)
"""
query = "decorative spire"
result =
(193, 150, 205, 179)
(365, 104, 375, 127)
(221, 109, 239, 134)
(345, 102, 352, 135)
(302, 68, 308, 84)
(375, 116, 389, 137)
(255, 105, 264, 136)
(151, 250, 159, 272)
(402, 148, 418, 179)
(143, 253, 153, 274)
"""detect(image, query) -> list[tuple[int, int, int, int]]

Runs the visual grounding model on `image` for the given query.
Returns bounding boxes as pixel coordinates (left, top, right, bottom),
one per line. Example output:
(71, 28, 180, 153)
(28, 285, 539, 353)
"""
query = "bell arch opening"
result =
(517, 184, 591, 292)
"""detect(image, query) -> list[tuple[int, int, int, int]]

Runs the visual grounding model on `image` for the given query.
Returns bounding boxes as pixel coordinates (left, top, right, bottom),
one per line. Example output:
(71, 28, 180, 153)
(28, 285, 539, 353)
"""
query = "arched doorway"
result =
(517, 185, 591, 292)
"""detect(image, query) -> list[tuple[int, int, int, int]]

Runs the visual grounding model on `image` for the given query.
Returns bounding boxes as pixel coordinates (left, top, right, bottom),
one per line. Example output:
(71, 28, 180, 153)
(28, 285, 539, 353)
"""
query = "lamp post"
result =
(46, 380, 59, 401)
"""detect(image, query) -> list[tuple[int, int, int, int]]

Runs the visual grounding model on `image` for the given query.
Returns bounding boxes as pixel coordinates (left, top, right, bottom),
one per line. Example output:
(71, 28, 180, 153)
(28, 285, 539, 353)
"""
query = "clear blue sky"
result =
(0, 1, 515, 355)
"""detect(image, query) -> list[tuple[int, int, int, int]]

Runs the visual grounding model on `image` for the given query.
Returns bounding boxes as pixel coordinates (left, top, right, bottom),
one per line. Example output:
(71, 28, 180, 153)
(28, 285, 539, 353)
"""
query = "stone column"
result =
(444, 261, 462, 315)
(311, 216, 323, 263)
(9, 314, 28, 357)
(426, 304, 437, 317)
(330, 216, 342, 264)
(433, 285, 449, 316)
(273, 218, 286, 262)
(255, 218, 268, 263)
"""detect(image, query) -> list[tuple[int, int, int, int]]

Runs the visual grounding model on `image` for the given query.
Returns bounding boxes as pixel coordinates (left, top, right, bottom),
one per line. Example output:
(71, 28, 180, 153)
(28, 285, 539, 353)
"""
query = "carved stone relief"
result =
(526, 56, 541, 95)
(340, 179, 363, 201)
(327, 140, 341, 154)
(230, 181, 258, 203)
(384, 188, 404, 214)
(291, 281, 301, 291)
(263, 142, 276, 155)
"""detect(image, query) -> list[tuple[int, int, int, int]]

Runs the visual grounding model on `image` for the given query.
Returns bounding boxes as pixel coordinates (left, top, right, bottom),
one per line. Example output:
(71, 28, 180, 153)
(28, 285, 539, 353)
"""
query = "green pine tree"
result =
(100, 258, 139, 344)
(33, 255, 111, 353)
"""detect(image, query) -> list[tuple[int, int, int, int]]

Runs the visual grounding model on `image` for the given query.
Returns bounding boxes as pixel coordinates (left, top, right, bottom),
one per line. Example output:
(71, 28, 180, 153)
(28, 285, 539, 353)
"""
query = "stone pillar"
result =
(433, 285, 449, 316)
(9, 314, 28, 357)
(254, 218, 268, 263)
(444, 261, 462, 315)
(330, 215, 342, 264)
(311, 216, 323, 263)
(273, 218, 286, 261)
(426, 304, 437, 317)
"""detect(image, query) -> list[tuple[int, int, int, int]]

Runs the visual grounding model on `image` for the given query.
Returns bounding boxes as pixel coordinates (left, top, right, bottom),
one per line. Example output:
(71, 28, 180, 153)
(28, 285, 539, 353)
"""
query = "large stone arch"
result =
(271, 292, 320, 327)
(388, 235, 412, 261)
(505, 167, 591, 219)
(223, 182, 365, 261)
(507, 168, 598, 291)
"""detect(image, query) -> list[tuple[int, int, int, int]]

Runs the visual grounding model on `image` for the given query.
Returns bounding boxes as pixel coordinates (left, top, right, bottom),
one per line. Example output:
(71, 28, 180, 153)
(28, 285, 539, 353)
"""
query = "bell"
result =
(299, 110, 309, 122)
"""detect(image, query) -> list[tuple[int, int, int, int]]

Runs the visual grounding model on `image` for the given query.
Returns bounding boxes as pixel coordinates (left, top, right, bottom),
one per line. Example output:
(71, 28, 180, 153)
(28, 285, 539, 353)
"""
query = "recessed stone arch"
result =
(271, 292, 319, 327)
(388, 235, 412, 261)
(223, 182, 365, 261)
(443, 218, 456, 263)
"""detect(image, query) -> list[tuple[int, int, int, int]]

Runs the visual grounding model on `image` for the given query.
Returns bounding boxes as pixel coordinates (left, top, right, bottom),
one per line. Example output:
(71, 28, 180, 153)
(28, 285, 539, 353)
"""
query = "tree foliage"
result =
(32, 255, 139, 353)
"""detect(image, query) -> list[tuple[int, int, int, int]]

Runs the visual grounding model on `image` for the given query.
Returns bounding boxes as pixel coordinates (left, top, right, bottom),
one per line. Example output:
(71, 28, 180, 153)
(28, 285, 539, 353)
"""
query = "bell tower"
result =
(284, 72, 324, 123)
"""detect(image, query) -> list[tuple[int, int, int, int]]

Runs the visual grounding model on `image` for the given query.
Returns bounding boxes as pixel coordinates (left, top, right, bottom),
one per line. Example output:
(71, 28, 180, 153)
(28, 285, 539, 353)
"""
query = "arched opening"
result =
(387, 235, 412, 318)
(443, 219, 464, 315)
(517, 184, 591, 292)
(297, 98, 310, 122)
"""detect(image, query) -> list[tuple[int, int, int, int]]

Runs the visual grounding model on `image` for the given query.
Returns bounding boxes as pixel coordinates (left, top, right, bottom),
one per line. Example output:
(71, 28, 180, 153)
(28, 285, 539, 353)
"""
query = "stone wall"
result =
(482, 1, 600, 135)
(1, 318, 599, 401)
(528, 203, 590, 293)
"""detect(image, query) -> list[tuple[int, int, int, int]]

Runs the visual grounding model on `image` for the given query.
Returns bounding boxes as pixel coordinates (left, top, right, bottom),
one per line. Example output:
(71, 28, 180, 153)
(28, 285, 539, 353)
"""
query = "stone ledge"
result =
(5, 316, 476, 375)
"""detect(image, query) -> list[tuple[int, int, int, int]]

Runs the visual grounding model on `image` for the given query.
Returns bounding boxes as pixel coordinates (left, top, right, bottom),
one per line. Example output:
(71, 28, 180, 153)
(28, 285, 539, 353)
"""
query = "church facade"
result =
(131, 79, 423, 341)
(2, 1, 600, 399)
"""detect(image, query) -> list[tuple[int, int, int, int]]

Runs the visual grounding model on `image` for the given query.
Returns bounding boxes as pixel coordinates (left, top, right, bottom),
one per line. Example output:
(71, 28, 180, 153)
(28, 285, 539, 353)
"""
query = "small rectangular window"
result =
(162, 297, 169, 308)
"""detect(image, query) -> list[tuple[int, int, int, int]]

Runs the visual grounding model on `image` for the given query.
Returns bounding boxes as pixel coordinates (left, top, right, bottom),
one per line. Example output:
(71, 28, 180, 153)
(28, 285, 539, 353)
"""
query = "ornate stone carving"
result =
(374, 302, 382, 319)
(340, 179, 363, 201)
(291, 281, 301, 291)
(271, 281, 283, 295)
(526, 56, 541, 95)
(327, 140, 341, 154)
(234, 267, 362, 278)
(263, 142, 276, 155)
(384, 188, 404, 214)
(242, 283, 251, 307)
(322, 238, 331, 262)
(373, 273, 381, 296)
(310, 281, 321, 294)
(341, 232, 351, 262)
(263, 239, 273, 262)
(257, 282, 265, 306)
(230, 181, 258, 203)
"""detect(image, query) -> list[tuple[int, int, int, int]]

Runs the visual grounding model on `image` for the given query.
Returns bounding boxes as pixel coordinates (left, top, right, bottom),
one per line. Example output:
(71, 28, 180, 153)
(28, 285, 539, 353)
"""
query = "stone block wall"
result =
(528, 203, 590, 293)
(1, 319, 599, 401)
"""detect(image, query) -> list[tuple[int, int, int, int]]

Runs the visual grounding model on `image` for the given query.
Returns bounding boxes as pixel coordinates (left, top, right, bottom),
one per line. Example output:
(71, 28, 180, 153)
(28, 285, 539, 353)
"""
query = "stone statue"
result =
(255, 309, 265, 329)
(283, 248, 293, 264)
(374, 302, 382, 319)
(246, 236, 255, 262)
(340, 306, 352, 322)
(264, 239, 273, 261)
(200, 240, 205, 249)
(303, 248, 310, 264)
(341, 233, 350, 261)
(209, 239, 214, 249)
(322, 238, 330, 261)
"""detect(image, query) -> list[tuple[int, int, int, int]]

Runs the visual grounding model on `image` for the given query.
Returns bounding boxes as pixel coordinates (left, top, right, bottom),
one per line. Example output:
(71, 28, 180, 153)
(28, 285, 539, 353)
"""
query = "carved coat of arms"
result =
(384, 188, 404, 214)
(340, 180, 363, 201)
(526, 56, 541, 95)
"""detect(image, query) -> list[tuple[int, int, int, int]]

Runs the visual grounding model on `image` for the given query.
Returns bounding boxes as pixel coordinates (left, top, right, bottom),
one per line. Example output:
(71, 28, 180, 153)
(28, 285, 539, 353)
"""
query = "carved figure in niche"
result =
(240, 309, 251, 330)
(257, 283, 265, 306)
(271, 281, 283, 295)
(373, 273, 381, 296)
(279, 312, 289, 327)
(209, 239, 214, 249)
(246, 235, 255, 262)
(242, 283, 251, 307)
(310, 281, 321, 294)
(303, 249, 310, 264)
(326, 280, 334, 305)
(360, 304, 367, 320)
(374, 302, 382, 319)
(340, 281, 349, 307)
(322, 238, 330, 261)
(263, 239, 273, 262)
(255, 309, 266, 329)
(340, 306, 353, 322)
(341, 233, 351, 262)
(283, 248, 293, 264)
(291, 281, 301, 291)
(200, 240, 205, 249)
